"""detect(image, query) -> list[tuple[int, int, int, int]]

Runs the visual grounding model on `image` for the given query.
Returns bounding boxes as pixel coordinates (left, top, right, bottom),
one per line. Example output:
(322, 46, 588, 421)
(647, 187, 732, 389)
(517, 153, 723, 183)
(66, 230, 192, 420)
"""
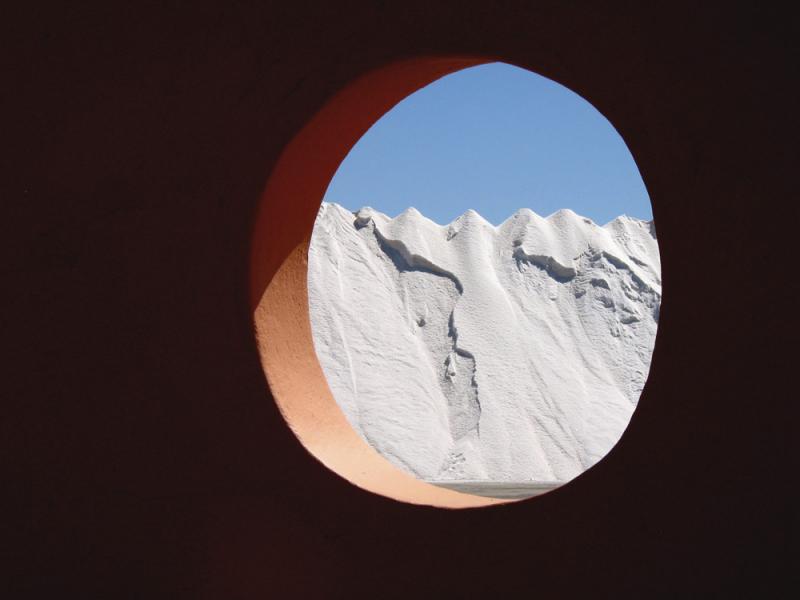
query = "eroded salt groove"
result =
(308, 202, 661, 482)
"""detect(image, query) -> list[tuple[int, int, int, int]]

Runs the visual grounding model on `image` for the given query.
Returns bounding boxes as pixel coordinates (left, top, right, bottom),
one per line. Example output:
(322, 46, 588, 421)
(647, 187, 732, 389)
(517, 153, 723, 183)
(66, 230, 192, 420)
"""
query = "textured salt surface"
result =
(308, 202, 661, 482)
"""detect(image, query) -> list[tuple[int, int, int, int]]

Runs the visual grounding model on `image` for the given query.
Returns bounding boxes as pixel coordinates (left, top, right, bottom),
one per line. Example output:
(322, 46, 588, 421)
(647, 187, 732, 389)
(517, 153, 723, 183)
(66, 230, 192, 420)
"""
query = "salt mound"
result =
(308, 202, 661, 482)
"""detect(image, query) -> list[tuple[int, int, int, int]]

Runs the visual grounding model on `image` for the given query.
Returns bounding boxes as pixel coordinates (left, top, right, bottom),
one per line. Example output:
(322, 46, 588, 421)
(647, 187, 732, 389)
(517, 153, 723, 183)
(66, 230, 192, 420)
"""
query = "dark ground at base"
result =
(429, 480, 562, 500)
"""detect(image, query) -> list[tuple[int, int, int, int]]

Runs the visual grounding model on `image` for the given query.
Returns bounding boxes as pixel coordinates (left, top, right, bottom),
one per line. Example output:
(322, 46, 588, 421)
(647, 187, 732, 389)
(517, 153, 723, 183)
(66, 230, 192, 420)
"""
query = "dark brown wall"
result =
(11, 2, 796, 597)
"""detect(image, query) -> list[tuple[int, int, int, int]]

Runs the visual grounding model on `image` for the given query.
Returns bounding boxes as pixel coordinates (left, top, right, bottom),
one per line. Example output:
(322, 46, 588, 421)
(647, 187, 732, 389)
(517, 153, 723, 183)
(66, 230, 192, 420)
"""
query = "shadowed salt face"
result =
(308, 202, 660, 486)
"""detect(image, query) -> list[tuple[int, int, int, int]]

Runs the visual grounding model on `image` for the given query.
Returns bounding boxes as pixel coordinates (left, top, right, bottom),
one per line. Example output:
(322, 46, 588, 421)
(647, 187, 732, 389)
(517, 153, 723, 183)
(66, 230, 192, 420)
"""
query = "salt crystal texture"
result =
(308, 202, 661, 482)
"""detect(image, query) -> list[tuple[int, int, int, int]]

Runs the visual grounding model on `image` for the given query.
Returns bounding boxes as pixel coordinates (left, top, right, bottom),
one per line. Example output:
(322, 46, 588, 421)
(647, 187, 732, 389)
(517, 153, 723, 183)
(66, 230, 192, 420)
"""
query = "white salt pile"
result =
(308, 202, 661, 483)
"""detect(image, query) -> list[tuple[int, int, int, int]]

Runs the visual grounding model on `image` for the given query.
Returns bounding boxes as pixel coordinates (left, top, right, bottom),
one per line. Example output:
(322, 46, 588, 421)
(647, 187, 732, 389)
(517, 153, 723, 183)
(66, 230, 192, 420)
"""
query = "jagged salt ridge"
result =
(308, 202, 661, 482)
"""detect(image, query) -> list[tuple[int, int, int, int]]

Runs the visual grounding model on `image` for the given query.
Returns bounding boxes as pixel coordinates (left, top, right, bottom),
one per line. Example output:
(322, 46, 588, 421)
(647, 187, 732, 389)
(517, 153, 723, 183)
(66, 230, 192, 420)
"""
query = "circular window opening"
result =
(252, 58, 660, 508)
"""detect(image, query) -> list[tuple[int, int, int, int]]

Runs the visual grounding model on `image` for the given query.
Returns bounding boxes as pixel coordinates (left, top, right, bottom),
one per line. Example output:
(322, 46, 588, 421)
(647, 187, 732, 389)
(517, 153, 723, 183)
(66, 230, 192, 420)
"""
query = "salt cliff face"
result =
(308, 202, 661, 482)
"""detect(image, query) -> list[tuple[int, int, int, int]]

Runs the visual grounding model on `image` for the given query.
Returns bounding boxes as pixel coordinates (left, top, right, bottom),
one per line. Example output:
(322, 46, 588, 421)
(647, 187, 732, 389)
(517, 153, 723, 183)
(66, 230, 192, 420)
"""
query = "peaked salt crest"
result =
(453, 208, 493, 228)
(354, 206, 379, 228)
(397, 206, 423, 219)
(546, 208, 582, 223)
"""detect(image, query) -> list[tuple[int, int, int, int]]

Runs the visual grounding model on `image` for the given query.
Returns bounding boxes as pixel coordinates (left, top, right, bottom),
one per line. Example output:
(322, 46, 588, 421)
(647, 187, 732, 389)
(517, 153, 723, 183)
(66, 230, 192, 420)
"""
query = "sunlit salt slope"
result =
(308, 202, 661, 482)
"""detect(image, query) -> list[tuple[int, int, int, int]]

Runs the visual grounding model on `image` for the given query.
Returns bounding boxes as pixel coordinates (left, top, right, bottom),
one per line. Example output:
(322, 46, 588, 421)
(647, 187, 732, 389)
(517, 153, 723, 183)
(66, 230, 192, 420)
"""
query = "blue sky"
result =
(322, 62, 652, 226)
